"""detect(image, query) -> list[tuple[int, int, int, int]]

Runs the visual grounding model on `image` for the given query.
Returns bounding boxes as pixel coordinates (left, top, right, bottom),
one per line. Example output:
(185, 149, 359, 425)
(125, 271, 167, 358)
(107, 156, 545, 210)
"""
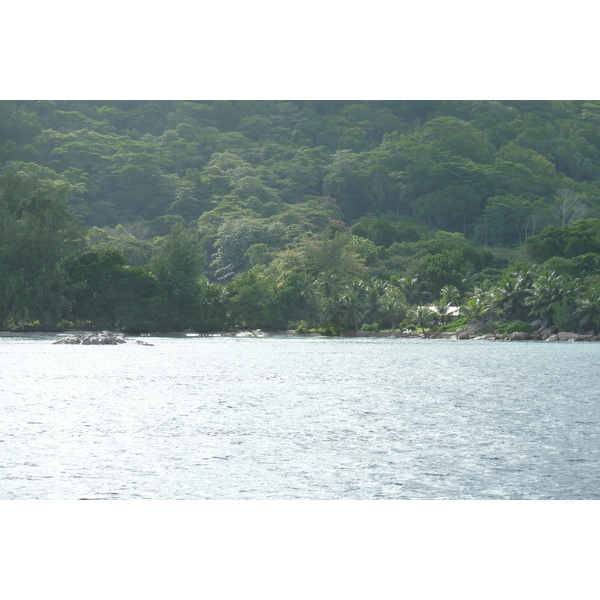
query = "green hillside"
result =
(2, 100, 600, 334)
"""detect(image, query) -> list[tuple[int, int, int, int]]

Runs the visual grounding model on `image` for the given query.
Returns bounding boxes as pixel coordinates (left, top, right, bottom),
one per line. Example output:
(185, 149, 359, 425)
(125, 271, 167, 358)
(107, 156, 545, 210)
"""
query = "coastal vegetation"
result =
(2, 100, 600, 335)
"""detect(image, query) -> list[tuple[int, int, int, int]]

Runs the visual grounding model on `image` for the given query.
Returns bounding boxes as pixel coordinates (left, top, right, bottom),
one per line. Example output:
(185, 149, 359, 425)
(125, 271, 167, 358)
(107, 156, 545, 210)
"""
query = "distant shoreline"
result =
(1, 328, 599, 342)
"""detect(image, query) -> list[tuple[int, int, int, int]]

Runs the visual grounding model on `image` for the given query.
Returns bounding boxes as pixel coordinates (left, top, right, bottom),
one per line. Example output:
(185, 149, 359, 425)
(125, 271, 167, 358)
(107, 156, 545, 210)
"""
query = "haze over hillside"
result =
(3, 100, 600, 335)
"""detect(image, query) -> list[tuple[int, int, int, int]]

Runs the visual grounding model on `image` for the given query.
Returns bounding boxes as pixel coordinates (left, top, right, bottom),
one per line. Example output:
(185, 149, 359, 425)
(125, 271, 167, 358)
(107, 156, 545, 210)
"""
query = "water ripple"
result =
(1, 336, 599, 499)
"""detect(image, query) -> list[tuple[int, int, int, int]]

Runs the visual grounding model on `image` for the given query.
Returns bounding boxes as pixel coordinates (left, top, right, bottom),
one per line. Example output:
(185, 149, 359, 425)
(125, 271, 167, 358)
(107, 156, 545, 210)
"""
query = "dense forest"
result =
(3, 99, 600, 335)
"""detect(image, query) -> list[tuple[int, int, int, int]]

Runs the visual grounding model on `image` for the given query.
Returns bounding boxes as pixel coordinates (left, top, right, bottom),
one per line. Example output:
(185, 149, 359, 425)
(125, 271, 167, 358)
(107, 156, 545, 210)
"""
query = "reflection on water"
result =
(1, 335, 599, 499)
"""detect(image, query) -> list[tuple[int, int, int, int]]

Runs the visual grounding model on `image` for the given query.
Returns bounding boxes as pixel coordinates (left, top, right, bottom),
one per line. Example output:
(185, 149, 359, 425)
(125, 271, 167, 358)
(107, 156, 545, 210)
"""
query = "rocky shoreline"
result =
(1, 326, 598, 343)
(336, 326, 600, 341)
(209, 326, 600, 341)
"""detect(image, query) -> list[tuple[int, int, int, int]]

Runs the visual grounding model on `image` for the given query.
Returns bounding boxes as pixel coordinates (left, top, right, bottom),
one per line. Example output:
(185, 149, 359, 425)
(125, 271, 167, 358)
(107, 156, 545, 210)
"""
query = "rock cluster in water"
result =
(53, 332, 127, 345)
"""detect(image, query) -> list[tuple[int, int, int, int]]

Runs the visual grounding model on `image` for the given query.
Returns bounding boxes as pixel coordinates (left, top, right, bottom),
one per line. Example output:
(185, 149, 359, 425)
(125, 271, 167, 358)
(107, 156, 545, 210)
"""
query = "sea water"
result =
(1, 334, 599, 499)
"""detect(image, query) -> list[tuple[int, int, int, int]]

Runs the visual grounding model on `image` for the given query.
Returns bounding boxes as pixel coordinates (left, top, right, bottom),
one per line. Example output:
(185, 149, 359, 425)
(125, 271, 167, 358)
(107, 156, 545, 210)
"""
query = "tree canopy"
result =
(3, 100, 600, 334)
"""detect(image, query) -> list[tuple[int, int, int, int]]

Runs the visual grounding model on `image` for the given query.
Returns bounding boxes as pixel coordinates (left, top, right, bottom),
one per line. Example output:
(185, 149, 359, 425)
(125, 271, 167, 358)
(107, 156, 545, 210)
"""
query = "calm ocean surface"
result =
(1, 334, 599, 500)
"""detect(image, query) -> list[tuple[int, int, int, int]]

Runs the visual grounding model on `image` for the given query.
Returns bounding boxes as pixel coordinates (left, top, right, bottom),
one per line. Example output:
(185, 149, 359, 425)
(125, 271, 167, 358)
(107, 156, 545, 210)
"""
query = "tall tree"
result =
(149, 225, 205, 330)
(0, 168, 82, 328)
(552, 189, 588, 226)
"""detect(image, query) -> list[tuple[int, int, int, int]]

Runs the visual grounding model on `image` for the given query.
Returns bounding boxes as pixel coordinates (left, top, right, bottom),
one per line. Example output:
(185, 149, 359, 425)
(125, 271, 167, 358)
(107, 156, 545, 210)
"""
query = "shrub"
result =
(435, 316, 470, 332)
(485, 320, 534, 334)
(295, 321, 309, 334)
(322, 323, 341, 336)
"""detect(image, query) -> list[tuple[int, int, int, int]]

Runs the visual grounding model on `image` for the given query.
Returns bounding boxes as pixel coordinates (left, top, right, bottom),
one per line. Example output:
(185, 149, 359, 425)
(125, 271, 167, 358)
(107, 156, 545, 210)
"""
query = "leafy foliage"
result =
(3, 100, 600, 333)
(0, 168, 83, 327)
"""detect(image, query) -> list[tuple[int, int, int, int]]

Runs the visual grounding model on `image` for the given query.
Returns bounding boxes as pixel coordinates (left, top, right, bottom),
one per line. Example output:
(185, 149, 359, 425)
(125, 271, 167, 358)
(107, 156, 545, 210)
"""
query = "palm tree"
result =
(524, 272, 579, 327)
(439, 285, 460, 308)
(399, 275, 423, 306)
(464, 283, 501, 324)
(574, 287, 600, 334)
(407, 305, 435, 333)
(380, 297, 407, 331)
(460, 297, 488, 325)
(314, 271, 341, 300)
(495, 272, 529, 321)
(362, 281, 387, 325)
(295, 272, 321, 329)
(437, 285, 461, 324)
(320, 292, 346, 329)
(346, 276, 368, 301)
(341, 291, 364, 331)
(434, 301, 453, 324)
(460, 270, 480, 295)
